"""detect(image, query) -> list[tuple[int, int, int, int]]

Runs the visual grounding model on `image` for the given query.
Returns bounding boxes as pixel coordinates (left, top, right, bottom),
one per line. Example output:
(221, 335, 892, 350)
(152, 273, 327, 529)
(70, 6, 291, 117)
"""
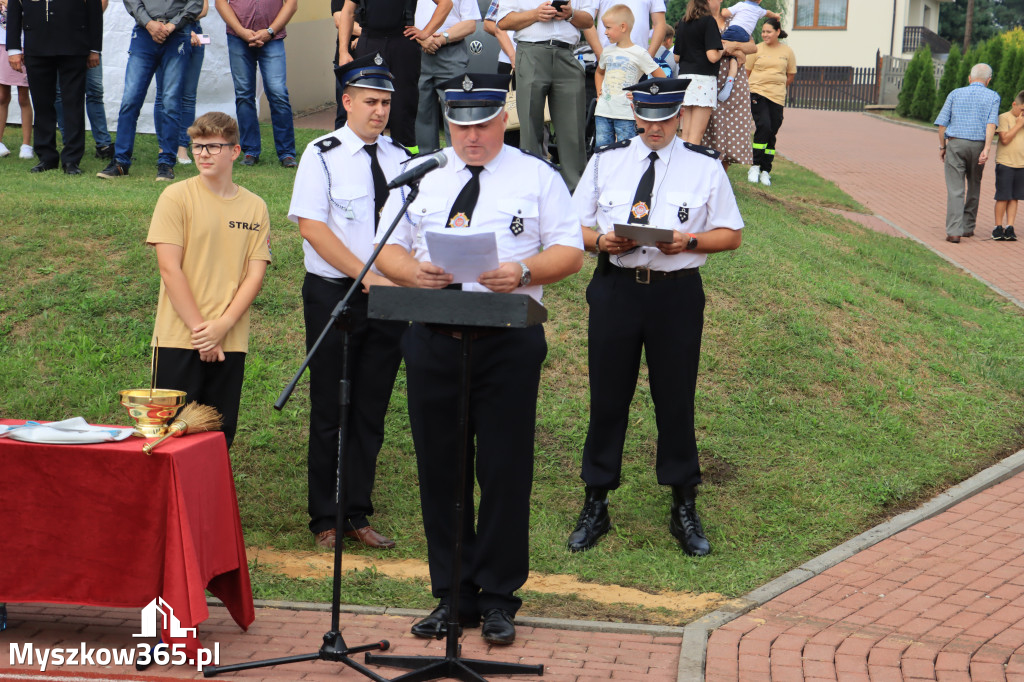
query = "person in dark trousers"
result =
(288, 54, 410, 551)
(335, 0, 452, 151)
(567, 78, 743, 558)
(744, 16, 794, 187)
(6, 0, 102, 174)
(376, 73, 584, 646)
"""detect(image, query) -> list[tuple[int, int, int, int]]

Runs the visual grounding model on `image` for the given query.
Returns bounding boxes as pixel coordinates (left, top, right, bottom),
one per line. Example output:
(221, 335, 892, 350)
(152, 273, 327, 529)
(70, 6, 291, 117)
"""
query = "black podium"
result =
(365, 287, 547, 682)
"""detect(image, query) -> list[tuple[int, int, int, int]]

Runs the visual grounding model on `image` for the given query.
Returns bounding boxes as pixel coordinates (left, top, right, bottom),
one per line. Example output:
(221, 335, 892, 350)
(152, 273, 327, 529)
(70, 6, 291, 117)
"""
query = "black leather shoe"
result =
(29, 161, 58, 173)
(411, 604, 480, 639)
(481, 608, 515, 645)
(63, 163, 83, 175)
(566, 486, 610, 552)
(669, 486, 711, 556)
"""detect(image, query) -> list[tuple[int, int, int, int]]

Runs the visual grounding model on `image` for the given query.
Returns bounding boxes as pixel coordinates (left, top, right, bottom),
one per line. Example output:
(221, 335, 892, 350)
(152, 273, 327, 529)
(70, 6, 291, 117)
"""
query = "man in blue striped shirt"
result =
(934, 63, 1000, 243)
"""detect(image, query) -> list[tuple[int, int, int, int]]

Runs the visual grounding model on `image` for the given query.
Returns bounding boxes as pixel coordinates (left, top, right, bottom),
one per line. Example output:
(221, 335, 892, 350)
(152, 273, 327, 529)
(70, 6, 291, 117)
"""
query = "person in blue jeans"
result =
(215, 0, 297, 167)
(154, 0, 208, 164)
(97, 0, 201, 181)
(55, 0, 113, 159)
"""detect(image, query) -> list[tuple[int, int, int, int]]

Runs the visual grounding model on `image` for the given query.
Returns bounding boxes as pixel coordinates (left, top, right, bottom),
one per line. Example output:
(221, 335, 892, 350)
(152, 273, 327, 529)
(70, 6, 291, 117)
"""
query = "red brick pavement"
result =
(0, 603, 681, 681)
(775, 110, 1024, 307)
(705, 469, 1024, 682)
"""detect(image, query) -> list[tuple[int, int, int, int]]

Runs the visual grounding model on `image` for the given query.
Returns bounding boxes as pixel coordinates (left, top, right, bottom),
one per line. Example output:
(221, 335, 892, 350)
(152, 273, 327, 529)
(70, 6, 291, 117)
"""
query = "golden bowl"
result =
(119, 389, 187, 437)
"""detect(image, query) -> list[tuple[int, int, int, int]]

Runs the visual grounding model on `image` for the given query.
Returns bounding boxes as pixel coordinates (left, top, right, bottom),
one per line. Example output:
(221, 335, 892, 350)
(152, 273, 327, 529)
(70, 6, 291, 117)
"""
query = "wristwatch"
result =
(442, 31, 450, 45)
(685, 233, 698, 251)
(516, 261, 531, 287)
(266, 26, 275, 37)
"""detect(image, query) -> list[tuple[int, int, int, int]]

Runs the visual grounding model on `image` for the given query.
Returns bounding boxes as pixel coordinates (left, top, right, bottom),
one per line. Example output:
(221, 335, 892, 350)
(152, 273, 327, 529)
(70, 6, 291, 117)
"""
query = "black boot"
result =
(669, 486, 710, 556)
(566, 487, 610, 552)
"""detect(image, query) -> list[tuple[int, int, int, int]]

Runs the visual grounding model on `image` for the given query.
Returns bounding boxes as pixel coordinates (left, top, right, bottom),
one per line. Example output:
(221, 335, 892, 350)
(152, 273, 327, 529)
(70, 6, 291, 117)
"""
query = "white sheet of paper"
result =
(425, 231, 500, 284)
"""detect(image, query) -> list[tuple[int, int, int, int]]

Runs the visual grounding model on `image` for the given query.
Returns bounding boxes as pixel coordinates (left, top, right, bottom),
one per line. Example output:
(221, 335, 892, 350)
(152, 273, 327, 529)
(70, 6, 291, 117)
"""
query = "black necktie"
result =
(630, 151, 658, 225)
(364, 143, 387, 227)
(446, 165, 484, 228)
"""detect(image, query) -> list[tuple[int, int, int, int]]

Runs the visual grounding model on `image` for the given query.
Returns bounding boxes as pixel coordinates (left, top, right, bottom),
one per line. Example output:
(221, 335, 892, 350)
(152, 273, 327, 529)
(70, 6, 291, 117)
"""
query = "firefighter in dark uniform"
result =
(375, 73, 584, 645)
(567, 78, 744, 557)
(334, 0, 453, 151)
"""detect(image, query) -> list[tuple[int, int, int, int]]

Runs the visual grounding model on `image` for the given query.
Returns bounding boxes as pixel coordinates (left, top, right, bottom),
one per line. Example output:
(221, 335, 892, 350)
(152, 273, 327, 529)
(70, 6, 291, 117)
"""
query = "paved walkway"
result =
(774, 109, 1024, 307)
(0, 603, 682, 681)
(700, 110, 1024, 682)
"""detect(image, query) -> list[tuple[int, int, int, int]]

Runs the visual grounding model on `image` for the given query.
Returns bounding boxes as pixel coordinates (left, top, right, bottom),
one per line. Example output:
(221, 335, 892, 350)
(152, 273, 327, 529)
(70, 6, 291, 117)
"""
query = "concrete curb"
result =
(861, 111, 935, 133)
(675, 447, 1024, 682)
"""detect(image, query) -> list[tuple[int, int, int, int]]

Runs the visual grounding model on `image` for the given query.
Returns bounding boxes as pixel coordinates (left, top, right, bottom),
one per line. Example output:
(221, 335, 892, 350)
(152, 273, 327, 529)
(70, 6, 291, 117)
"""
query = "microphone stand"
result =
(203, 181, 423, 680)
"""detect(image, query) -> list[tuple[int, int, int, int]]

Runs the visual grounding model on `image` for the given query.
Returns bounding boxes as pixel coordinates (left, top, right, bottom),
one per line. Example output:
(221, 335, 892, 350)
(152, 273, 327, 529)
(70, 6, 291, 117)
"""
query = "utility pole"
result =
(963, 0, 975, 52)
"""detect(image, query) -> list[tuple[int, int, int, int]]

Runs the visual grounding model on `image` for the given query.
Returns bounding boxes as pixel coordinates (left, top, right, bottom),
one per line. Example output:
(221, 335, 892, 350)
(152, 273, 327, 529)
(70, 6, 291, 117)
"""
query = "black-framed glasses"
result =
(191, 142, 233, 155)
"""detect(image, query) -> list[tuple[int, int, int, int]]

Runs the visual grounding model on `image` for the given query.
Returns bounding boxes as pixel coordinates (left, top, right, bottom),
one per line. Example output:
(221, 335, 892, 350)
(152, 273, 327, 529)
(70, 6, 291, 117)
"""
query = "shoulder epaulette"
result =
(594, 139, 631, 154)
(683, 142, 720, 159)
(314, 136, 343, 153)
(388, 137, 414, 157)
(407, 147, 441, 160)
(516, 147, 561, 171)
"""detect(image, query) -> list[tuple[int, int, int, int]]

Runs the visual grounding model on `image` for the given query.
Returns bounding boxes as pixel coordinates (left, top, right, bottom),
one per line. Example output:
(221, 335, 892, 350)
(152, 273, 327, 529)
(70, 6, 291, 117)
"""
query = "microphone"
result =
(386, 151, 448, 190)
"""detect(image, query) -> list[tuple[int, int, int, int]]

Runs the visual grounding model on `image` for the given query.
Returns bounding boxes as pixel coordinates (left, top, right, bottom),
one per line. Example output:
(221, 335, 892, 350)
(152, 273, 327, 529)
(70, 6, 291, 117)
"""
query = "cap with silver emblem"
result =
(440, 73, 513, 125)
(334, 53, 395, 92)
(624, 77, 691, 122)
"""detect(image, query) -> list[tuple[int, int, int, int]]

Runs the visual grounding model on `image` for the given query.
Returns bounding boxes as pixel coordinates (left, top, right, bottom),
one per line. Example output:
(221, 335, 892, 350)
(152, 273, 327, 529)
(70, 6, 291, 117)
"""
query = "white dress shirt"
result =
(496, 0, 598, 45)
(572, 136, 743, 271)
(289, 125, 409, 278)
(415, 0, 481, 34)
(377, 145, 584, 302)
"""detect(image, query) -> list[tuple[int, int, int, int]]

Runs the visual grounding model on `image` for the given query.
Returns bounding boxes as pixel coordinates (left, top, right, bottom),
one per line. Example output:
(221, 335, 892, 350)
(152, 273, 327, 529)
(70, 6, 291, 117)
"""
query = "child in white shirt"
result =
(718, 0, 780, 101)
(595, 3, 666, 147)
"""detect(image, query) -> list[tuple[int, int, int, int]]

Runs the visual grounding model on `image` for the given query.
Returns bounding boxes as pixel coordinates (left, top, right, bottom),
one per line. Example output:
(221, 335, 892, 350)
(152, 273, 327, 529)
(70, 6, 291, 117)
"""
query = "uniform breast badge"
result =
(509, 216, 524, 236)
(448, 212, 469, 229)
(678, 207, 689, 223)
(631, 201, 650, 221)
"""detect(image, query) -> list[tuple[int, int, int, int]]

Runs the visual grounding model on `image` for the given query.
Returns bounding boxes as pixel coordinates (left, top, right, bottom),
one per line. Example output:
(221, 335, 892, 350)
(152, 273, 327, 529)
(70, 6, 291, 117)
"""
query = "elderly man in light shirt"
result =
(414, 0, 480, 151)
(497, 0, 596, 191)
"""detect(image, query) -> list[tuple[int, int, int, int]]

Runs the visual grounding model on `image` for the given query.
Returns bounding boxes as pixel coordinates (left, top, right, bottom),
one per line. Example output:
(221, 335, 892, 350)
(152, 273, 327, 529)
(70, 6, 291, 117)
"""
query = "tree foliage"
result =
(935, 44, 962, 117)
(939, 0, 1024, 49)
(667, 0, 785, 32)
(911, 46, 937, 120)
(898, 47, 931, 118)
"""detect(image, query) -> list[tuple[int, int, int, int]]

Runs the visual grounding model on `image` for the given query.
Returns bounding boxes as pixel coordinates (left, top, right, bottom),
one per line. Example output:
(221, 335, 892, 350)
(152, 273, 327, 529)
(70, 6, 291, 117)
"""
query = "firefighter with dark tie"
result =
(567, 77, 744, 557)
(375, 73, 584, 645)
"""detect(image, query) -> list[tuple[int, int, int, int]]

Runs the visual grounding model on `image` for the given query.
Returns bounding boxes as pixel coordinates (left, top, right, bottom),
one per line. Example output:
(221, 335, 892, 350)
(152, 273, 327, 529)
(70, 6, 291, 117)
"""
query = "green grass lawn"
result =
(3, 123, 1023, 624)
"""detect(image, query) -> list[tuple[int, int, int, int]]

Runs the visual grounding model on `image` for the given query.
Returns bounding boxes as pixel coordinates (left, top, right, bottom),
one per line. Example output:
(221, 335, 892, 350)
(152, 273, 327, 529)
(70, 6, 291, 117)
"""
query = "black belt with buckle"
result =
(313, 273, 354, 286)
(606, 263, 699, 284)
(523, 39, 575, 50)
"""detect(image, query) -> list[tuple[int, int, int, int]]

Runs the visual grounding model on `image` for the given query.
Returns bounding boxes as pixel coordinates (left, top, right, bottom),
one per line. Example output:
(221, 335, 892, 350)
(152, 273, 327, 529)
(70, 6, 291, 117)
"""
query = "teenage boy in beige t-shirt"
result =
(993, 91, 1024, 241)
(147, 111, 271, 447)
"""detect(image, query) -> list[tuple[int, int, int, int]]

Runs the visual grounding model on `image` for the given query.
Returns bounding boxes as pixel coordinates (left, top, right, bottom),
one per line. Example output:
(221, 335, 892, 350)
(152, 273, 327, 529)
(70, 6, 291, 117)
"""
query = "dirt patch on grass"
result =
(247, 546, 731, 618)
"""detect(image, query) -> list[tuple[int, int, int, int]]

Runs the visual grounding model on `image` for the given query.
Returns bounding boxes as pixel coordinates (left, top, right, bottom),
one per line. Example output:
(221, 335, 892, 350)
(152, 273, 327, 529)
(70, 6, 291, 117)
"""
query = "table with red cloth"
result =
(0, 420, 255, 654)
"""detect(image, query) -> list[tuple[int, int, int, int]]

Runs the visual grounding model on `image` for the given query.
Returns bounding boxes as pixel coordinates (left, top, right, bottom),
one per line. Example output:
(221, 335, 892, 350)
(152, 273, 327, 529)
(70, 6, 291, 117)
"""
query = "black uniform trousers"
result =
(25, 54, 88, 167)
(354, 31, 420, 148)
(581, 267, 705, 491)
(303, 273, 406, 535)
(403, 322, 546, 616)
(154, 347, 246, 449)
(750, 93, 785, 173)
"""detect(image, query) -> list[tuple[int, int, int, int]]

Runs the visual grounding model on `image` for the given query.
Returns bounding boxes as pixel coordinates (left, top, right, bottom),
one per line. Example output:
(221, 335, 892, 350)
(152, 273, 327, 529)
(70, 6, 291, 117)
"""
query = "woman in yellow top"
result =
(744, 17, 796, 187)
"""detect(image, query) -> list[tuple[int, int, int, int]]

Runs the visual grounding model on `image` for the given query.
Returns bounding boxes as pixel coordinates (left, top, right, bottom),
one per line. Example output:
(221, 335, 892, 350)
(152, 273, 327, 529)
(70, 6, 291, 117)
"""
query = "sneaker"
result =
(1005, 226, 1017, 241)
(242, 154, 258, 166)
(718, 77, 734, 102)
(747, 165, 760, 183)
(19, 144, 33, 160)
(95, 145, 114, 160)
(155, 164, 175, 181)
(0, 142, 9, 157)
(280, 155, 297, 168)
(759, 170, 772, 186)
(96, 161, 129, 179)
(176, 156, 193, 165)
(993, 225, 1005, 241)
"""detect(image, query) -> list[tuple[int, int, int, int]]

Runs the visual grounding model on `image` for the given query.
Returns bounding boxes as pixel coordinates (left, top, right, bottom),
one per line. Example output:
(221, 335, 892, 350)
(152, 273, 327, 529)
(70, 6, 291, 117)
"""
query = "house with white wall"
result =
(777, 0, 952, 68)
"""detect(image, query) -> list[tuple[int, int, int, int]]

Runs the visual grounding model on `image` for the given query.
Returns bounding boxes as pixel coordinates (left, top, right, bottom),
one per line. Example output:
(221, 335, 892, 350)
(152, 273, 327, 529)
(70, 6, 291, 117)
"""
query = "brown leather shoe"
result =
(946, 235, 961, 243)
(344, 526, 396, 549)
(315, 529, 337, 549)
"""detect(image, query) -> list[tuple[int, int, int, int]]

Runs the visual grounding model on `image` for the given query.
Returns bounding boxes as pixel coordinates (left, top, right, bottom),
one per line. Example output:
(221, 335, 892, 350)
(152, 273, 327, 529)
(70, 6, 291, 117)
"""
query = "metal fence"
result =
(788, 65, 880, 112)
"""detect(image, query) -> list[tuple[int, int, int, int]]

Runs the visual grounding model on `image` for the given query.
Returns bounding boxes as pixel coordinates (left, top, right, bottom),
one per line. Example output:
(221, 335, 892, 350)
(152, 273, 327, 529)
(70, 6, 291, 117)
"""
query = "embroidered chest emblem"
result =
(509, 216, 525, 236)
(631, 201, 650, 220)
(678, 207, 689, 223)
(448, 212, 469, 229)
